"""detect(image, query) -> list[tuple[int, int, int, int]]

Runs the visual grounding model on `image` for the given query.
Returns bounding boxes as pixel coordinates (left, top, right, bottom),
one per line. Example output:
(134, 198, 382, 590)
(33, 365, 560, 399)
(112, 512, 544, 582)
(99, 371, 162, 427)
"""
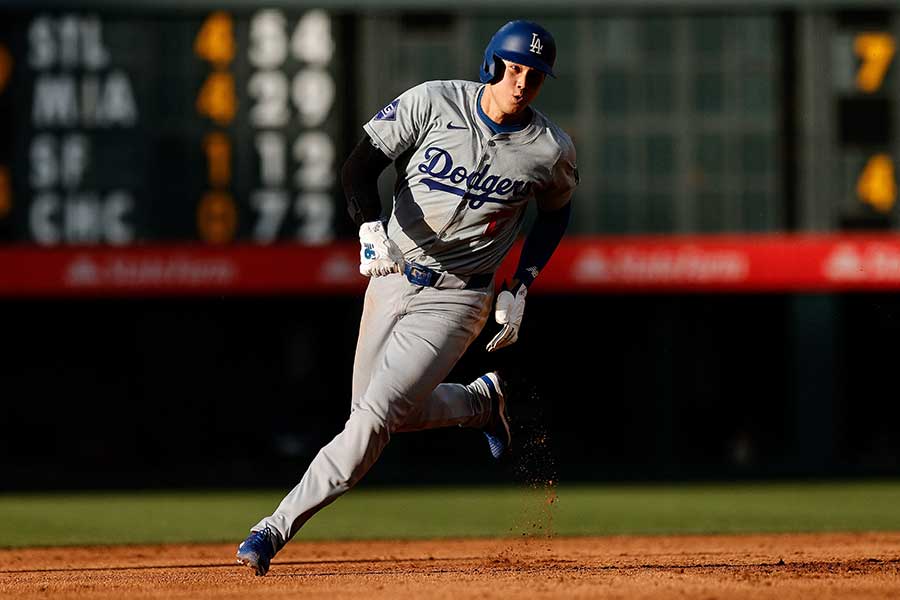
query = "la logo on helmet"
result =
(529, 33, 543, 55)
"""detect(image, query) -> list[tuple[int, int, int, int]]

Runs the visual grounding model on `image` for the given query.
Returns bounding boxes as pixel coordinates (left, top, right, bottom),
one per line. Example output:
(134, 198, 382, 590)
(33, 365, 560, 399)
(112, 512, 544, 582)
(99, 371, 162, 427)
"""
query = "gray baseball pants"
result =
(253, 272, 494, 547)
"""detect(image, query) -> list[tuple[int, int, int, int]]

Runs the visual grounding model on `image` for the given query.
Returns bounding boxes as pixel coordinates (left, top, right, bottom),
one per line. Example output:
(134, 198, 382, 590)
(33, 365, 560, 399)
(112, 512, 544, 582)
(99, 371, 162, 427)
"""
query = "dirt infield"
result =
(2, 532, 899, 599)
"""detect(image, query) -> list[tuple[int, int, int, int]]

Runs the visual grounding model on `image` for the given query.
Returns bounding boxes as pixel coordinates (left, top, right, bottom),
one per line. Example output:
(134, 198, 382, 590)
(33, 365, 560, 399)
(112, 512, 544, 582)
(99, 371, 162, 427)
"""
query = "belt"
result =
(403, 262, 493, 290)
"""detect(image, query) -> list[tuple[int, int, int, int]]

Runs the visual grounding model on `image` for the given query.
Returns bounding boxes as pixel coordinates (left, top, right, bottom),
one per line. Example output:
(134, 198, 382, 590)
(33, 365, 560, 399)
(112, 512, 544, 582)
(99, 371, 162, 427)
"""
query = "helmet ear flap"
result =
(490, 56, 505, 84)
(480, 53, 505, 84)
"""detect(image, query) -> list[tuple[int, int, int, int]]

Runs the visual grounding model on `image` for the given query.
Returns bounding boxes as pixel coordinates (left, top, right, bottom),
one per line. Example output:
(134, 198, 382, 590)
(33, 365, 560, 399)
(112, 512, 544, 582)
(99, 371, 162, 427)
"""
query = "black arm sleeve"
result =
(513, 201, 572, 288)
(341, 134, 392, 227)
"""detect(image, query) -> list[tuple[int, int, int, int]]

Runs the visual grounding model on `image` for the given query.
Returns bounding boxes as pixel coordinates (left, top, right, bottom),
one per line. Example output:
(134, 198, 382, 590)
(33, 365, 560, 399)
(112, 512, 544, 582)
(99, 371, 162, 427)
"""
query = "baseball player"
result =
(237, 19, 577, 576)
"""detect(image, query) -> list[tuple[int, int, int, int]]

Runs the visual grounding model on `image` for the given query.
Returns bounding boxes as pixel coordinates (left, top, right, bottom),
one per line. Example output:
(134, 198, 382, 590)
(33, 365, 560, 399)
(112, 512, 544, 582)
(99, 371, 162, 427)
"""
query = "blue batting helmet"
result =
(479, 20, 557, 84)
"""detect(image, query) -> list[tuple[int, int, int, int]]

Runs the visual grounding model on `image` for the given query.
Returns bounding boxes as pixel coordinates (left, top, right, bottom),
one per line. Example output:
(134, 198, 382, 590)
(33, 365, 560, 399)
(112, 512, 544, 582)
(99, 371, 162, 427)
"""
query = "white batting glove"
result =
(486, 283, 527, 352)
(358, 221, 404, 277)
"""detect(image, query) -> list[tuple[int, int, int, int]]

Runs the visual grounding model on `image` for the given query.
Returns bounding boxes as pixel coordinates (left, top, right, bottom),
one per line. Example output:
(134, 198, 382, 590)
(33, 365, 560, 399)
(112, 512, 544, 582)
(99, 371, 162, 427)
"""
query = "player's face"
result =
(494, 60, 545, 118)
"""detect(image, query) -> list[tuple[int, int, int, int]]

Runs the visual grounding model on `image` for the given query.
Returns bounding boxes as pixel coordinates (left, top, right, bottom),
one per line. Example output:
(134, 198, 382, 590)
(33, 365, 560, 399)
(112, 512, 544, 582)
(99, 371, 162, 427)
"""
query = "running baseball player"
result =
(237, 19, 577, 576)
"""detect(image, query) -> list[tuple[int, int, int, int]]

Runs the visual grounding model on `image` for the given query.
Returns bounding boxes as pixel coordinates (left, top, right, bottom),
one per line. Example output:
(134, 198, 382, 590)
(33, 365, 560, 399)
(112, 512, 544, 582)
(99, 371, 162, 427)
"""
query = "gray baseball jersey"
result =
(364, 79, 578, 277)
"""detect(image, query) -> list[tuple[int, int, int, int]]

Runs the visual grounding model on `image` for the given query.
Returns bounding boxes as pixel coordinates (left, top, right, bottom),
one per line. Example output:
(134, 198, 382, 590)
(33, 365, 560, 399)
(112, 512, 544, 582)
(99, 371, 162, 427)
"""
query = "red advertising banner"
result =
(3, 234, 900, 297)
(521, 234, 900, 293)
(0, 243, 365, 297)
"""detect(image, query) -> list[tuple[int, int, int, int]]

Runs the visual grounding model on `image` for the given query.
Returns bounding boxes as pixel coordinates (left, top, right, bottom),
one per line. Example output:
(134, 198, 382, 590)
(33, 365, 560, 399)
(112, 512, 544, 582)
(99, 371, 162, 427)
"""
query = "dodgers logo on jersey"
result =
(529, 33, 543, 55)
(374, 99, 399, 121)
(417, 146, 532, 209)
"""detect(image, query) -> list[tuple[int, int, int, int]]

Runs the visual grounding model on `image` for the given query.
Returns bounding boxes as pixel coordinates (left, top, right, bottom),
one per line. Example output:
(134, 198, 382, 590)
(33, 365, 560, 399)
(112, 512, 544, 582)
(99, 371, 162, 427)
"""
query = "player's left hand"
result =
(486, 282, 527, 352)
(358, 221, 404, 277)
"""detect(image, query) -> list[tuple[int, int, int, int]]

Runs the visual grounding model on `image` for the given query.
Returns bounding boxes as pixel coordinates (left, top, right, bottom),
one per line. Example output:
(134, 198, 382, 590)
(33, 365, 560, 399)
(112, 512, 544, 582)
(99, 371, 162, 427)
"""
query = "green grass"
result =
(1, 481, 899, 548)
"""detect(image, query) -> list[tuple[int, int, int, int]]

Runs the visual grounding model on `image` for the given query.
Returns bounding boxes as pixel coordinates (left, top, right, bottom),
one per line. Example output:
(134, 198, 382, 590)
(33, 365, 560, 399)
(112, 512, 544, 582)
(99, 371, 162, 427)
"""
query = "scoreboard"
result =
(0, 7, 350, 245)
(5, 4, 900, 298)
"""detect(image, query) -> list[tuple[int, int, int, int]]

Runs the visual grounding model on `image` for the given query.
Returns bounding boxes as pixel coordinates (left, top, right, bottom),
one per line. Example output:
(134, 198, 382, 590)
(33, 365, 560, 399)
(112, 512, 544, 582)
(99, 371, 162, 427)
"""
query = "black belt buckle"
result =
(404, 263, 438, 287)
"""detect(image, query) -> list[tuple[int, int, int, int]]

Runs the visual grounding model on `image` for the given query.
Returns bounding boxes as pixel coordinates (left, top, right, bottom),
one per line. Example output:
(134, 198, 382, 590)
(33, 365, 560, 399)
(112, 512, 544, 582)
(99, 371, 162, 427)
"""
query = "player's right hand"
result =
(358, 221, 404, 277)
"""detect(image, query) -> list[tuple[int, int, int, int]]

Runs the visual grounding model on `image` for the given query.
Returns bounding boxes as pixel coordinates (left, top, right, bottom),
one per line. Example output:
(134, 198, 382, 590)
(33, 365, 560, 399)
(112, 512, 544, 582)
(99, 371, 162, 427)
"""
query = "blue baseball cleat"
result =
(236, 527, 278, 576)
(480, 372, 511, 459)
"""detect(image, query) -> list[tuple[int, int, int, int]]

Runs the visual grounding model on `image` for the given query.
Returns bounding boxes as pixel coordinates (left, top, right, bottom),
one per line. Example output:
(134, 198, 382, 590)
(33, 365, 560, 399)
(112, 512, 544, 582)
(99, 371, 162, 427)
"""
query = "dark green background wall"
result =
(2, 292, 897, 490)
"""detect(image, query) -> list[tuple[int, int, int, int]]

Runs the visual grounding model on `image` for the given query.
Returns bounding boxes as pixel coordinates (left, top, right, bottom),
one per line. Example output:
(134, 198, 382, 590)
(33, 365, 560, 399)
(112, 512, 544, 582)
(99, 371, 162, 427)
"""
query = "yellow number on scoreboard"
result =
(203, 132, 231, 188)
(854, 32, 895, 93)
(0, 44, 11, 94)
(194, 12, 235, 66)
(856, 153, 897, 213)
(196, 71, 236, 124)
(197, 191, 237, 244)
(0, 166, 10, 217)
